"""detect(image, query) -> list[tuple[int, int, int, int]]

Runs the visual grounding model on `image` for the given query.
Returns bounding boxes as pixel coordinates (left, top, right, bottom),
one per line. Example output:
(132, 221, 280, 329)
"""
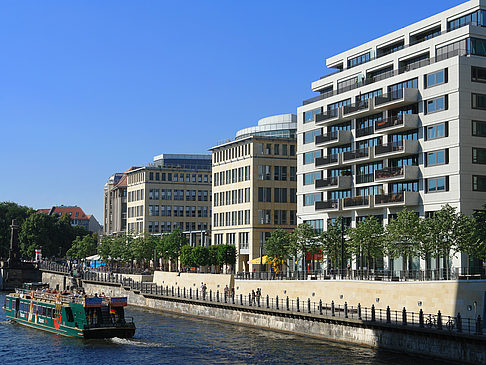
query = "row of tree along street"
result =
(86, 229, 236, 273)
(0, 202, 92, 259)
(264, 205, 486, 276)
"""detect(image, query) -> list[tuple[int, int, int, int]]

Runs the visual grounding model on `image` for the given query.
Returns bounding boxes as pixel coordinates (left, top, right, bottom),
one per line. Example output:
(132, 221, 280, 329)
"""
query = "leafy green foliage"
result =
(348, 216, 384, 271)
(384, 208, 422, 260)
(66, 233, 98, 260)
(319, 218, 348, 269)
(264, 229, 291, 264)
(180, 245, 195, 268)
(0, 202, 33, 257)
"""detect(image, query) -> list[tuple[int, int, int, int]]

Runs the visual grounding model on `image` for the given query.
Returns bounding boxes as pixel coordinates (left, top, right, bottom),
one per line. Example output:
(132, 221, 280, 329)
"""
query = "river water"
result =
(0, 292, 443, 364)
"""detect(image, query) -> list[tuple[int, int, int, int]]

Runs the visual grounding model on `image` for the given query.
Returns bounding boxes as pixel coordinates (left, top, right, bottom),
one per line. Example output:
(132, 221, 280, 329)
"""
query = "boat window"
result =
(65, 307, 74, 322)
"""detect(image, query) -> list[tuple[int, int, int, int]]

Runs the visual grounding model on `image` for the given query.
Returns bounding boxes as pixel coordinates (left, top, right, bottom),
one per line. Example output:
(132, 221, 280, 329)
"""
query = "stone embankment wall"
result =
(235, 279, 486, 318)
(152, 271, 233, 293)
(40, 270, 486, 365)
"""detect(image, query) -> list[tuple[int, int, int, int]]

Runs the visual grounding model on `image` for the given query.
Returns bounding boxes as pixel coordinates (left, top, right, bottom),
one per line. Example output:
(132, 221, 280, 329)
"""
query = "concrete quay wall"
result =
(40, 271, 486, 364)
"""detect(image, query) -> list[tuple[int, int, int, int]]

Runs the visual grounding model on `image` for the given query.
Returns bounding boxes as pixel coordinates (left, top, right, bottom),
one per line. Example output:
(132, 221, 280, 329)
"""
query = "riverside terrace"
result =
(40, 262, 484, 338)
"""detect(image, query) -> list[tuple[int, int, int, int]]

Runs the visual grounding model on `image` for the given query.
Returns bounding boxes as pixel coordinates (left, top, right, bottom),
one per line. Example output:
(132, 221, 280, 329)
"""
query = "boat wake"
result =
(109, 337, 167, 348)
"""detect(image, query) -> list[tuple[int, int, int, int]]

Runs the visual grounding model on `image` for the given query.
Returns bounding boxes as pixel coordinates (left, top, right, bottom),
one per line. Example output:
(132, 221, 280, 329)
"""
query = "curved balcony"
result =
(374, 140, 419, 157)
(374, 165, 420, 182)
(315, 130, 352, 147)
(374, 114, 419, 134)
(374, 191, 420, 207)
(315, 199, 341, 211)
(315, 175, 352, 191)
(374, 88, 419, 111)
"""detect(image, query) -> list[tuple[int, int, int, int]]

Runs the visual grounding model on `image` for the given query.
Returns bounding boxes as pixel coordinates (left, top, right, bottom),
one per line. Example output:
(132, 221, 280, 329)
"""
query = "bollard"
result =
(296, 297, 300, 312)
(155, 285, 158, 295)
(171, 286, 174, 296)
(402, 307, 407, 326)
(308, 298, 311, 314)
(184, 287, 186, 298)
(476, 316, 483, 335)
(232, 292, 235, 305)
(419, 309, 424, 328)
(178, 287, 180, 297)
(437, 310, 442, 330)
(190, 288, 192, 299)
(286, 296, 289, 311)
(249, 293, 252, 306)
(344, 302, 348, 318)
(166, 285, 169, 296)
(224, 292, 227, 304)
(331, 301, 335, 317)
(196, 288, 199, 300)
(217, 290, 219, 302)
(151, 284, 153, 294)
(210, 290, 212, 302)
(357, 303, 362, 320)
(240, 293, 243, 305)
(371, 305, 376, 322)
(266, 295, 269, 309)
(456, 313, 462, 333)
(386, 306, 391, 324)
(319, 300, 323, 315)
(276, 296, 279, 310)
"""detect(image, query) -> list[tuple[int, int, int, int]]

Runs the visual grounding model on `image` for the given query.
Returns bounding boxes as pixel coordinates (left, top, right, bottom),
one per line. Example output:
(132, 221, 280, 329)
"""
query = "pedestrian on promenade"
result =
(256, 288, 261, 306)
(202, 283, 207, 300)
(224, 285, 229, 299)
(251, 290, 256, 304)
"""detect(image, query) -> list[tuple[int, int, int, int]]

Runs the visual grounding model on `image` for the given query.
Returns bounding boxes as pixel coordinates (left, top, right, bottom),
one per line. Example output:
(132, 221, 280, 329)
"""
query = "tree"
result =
(348, 216, 384, 276)
(98, 235, 113, 263)
(289, 223, 318, 277)
(19, 213, 59, 258)
(217, 244, 236, 273)
(180, 245, 194, 268)
(160, 229, 187, 271)
(0, 202, 33, 258)
(384, 208, 423, 273)
(264, 229, 291, 271)
(455, 213, 482, 274)
(472, 206, 486, 262)
(66, 233, 97, 260)
(131, 233, 157, 269)
(192, 246, 210, 269)
(319, 218, 348, 273)
(208, 245, 219, 272)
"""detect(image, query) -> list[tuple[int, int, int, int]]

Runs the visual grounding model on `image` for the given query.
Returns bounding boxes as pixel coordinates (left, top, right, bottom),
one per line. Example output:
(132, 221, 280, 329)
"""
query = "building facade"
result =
(104, 169, 135, 236)
(297, 0, 486, 272)
(125, 154, 212, 245)
(211, 114, 297, 272)
(38, 205, 102, 234)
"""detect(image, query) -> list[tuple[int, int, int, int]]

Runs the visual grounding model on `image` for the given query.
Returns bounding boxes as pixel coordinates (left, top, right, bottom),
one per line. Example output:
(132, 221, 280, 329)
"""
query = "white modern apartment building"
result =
(297, 0, 486, 272)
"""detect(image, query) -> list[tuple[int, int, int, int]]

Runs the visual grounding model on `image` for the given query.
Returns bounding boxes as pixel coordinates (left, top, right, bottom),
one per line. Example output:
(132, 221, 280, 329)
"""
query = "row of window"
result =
(213, 210, 251, 227)
(257, 165, 297, 181)
(128, 205, 144, 218)
(148, 189, 209, 201)
(148, 171, 209, 183)
(213, 143, 251, 164)
(257, 210, 297, 225)
(146, 221, 209, 233)
(128, 189, 144, 202)
(256, 142, 296, 157)
(257, 187, 297, 203)
(213, 166, 251, 186)
(214, 188, 251, 206)
(148, 205, 210, 218)
(18, 302, 54, 318)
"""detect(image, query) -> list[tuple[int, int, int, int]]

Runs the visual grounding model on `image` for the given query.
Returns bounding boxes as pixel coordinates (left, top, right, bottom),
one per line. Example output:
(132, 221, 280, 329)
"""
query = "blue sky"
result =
(0, 0, 463, 222)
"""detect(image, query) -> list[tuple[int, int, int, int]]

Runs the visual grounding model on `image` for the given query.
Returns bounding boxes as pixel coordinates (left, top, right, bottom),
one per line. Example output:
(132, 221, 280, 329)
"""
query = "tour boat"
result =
(3, 284, 136, 338)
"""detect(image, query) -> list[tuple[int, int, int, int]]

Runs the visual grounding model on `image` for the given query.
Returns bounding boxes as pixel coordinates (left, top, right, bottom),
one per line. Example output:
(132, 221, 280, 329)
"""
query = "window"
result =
(469, 38, 486, 57)
(425, 122, 447, 140)
(304, 150, 322, 165)
(472, 93, 486, 110)
(448, 10, 485, 31)
(257, 210, 272, 224)
(388, 78, 418, 94)
(258, 187, 272, 202)
(425, 95, 447, 114)
(347, 52, 371, 68)
(274, 188, 287, 203)
(274, 210, 287, 225)
(274, 166, 287, 181)
(389, 181, 419, 193)
(304, 129, 321, 144)
(426, 149, 448, 166)
(290, 188, 297, 203)
(303, 171, 322, 185)
(472, 120, 486, 137)
(304, 108, 322, 123)
(425, 69, 447, 88)
(258, 165, 272, 180)
(473, 147, 486, 164)
(149, 172, 154, 180)
(290, 145, 296, 156)
(274, 144, 280, 155)
(473, 175, 486, 191)
(472, 66, 486, 83)
(426, 177, 448, 193)
(304, 193, 321, 206)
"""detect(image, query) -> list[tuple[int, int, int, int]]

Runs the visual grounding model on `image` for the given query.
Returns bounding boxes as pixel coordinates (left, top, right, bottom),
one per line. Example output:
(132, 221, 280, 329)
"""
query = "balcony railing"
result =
(375, 167, 405, 180)
(356, 173, 374, 184)
(356, 125, 374, 138)
(315, 200, 339, 210)
(315, 131, 338, 144)
(375, 115, 404, 131)
(375, 193, 405, 205)
(375, 142, 404, 155)
(375, 89, 404, 106)
(315, 177, 338, 189)
(343, 196, 369, 208)
(343, 100, 369, 115)
(315, 109, 338, 123)
(315, 154, 339, 166)
(343, 148, 369, 161)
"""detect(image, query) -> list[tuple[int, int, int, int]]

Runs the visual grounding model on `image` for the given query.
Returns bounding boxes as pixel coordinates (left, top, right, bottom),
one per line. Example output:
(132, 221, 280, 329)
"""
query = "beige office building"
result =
(210, 114, 297, 272)
(125, 154, 212, 245)
(104, 169, 135, 236)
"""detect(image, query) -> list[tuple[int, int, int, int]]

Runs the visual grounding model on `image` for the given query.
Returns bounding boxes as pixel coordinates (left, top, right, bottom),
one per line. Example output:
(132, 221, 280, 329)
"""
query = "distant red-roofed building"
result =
(37, 205, 102, 234)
